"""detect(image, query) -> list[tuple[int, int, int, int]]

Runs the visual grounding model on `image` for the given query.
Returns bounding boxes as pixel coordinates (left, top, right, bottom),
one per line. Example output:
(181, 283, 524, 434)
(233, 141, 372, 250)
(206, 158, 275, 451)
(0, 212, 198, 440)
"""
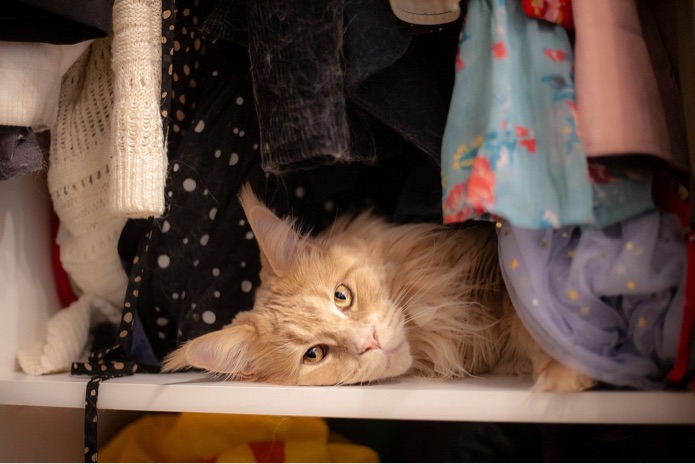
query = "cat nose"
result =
(358, 331, 381, 354)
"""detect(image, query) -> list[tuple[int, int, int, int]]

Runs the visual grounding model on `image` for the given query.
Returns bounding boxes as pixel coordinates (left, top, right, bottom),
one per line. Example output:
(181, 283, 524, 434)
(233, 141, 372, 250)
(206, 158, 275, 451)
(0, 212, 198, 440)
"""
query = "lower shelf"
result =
(1, 372, 694, 424)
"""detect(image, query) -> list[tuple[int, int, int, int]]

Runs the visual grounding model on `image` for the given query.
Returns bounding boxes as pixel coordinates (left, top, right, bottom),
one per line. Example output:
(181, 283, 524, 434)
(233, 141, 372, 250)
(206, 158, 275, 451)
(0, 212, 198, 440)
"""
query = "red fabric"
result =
(653, 172, 694, 386)
(521, 0, 574, 30)
(51, 210, 78, 308)
(249, 441, 285, 463)
(666, 234, 695, 386)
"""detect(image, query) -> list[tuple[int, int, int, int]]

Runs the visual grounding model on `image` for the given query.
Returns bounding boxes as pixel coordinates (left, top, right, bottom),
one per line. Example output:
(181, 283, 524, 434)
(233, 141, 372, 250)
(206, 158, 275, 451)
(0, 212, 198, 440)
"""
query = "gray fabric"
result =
(0, 126, 44, 181)
(248, 0, 366, 174)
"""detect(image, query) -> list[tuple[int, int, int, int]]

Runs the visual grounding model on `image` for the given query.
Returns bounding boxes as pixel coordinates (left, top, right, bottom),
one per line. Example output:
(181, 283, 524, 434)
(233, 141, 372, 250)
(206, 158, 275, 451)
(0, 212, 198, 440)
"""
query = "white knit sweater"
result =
(48, 0, 165, 304)
(23, 0, 165, 376)
(48, 37, 129, 306)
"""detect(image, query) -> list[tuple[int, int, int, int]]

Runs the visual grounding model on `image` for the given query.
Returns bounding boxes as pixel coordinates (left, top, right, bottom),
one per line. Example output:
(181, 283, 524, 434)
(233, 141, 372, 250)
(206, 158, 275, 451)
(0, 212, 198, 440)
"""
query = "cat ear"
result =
(161, 322, 259, 380)
(238, 183, 312, 277)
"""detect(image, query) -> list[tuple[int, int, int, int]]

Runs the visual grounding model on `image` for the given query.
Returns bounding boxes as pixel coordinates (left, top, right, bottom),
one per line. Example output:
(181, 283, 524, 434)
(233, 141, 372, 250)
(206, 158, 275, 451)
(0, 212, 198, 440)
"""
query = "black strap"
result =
(72, 222, 152, 462)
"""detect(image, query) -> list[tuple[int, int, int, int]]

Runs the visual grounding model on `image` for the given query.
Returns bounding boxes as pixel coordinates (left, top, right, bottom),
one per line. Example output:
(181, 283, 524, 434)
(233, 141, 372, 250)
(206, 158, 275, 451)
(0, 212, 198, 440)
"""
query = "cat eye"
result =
(303, 344, 329, 364)
(334, 284, 353, 310)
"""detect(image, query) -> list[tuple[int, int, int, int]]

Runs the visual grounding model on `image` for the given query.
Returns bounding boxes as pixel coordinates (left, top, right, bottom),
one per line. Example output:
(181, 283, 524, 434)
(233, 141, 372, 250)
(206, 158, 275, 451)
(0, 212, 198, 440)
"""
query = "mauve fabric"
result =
(573, 0, 686, 169)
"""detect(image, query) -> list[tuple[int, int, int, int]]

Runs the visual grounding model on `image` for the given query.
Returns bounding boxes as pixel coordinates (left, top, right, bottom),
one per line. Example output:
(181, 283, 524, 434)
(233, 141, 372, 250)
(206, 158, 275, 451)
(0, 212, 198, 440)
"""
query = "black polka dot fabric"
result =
(133, 42, 266, 362)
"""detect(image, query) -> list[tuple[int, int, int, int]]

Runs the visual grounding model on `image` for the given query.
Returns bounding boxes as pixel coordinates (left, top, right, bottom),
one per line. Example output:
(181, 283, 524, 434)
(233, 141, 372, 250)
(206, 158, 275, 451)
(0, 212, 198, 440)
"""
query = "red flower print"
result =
(456, 53, 464, 71)
(467, 157, 495, 211)
(445, 183, 467, 213)
(516, 126, 537, 153)
(544, 48, 567, 62)
(492, 41, 507, 59)
(519, 138, 536, 153)
(516, 126, 529, 137)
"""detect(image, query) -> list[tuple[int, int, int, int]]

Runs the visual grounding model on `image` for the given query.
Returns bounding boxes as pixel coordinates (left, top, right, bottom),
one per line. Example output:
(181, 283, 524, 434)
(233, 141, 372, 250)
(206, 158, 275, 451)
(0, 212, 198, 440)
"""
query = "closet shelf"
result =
(2, 372, 694, 424)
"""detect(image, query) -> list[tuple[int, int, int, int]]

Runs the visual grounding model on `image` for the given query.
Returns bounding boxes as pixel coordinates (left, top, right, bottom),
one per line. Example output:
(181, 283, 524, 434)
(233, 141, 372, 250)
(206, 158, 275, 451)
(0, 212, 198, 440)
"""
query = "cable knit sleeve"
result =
(110, 0, 167, 218)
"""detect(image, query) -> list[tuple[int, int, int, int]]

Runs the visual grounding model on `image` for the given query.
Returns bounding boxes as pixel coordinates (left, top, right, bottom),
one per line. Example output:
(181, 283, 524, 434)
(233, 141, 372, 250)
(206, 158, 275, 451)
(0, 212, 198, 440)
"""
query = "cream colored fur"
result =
(163, 185, 595, 392)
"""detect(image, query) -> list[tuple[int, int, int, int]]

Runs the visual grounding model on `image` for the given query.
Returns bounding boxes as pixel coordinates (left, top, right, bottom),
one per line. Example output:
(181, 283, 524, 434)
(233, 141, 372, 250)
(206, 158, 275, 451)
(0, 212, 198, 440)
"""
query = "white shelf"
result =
(2, 372, 695, 424)
(2, 169, 695, 433)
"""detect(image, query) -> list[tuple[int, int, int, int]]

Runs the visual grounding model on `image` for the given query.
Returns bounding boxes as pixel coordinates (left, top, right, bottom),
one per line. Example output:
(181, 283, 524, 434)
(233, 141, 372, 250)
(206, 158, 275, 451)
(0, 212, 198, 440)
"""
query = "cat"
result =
(162, 184, 596, 392)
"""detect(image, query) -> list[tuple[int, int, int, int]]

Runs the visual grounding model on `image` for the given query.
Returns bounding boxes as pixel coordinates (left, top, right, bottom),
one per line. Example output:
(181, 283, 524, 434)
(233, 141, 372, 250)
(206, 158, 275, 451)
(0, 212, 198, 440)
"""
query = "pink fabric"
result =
(573, 0, 675, 164)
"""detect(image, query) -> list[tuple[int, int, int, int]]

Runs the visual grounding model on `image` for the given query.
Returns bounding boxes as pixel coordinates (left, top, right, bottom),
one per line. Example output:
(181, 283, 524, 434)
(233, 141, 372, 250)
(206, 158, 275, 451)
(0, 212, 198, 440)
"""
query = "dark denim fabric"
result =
(201, 0, 462, 175)
(0, 0, 112, 44)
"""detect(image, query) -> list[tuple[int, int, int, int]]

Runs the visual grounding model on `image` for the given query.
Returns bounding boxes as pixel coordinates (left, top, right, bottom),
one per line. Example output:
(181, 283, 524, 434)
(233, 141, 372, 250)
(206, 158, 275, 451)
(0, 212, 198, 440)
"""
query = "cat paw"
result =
(532, 361, 597, 393)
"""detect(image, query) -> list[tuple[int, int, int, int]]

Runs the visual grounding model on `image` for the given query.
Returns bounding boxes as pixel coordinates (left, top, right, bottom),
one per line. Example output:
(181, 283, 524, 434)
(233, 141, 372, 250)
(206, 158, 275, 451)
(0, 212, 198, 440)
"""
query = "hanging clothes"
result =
(442, 0, 593, 228)
(247, 0, 357, 174)
(521, 0, 573, 29)
(572, 0, 688, 170)
(498, 210, 690, 390)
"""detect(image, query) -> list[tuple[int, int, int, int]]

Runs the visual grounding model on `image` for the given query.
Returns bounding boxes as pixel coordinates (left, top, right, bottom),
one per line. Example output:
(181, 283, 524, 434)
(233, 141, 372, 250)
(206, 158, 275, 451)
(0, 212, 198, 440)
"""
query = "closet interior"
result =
(2, 0, 695, 461)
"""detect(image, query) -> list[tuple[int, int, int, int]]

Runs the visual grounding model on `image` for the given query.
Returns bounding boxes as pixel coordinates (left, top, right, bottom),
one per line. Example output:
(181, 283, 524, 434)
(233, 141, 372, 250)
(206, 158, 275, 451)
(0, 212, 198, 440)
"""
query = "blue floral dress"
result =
(441, 0, 651, 228)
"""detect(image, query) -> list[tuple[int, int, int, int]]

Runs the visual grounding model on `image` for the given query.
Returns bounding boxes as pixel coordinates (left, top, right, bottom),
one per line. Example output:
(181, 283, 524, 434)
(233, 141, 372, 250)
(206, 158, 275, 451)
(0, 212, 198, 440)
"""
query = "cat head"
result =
(162, 184, 413, 385)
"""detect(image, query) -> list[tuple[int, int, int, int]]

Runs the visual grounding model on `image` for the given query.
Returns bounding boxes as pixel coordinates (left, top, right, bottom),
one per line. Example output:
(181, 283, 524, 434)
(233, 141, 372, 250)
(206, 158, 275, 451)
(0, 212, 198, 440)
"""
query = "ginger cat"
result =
(163, 185, 596, 392)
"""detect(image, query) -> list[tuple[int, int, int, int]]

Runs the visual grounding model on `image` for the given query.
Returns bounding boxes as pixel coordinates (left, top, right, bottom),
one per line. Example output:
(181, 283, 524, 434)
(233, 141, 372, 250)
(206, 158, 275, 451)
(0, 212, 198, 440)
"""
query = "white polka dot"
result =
(214, 149, 221, 158)
(172, 292, 179, 300)
(203, 189, 209, 196)
(239, 130, 245, 137)
(182, 237, 189, 244)
(295, 186, 305, 199)
(236, 97, 244, 105)
(156, 317, 169, 326)
(173, 163, 180, 172)
(193, 120, 205, 133)
(158, 331, 166, 340)
(324, 200, 335, 211)
(191, 303, 197, 309)
(253, 143, 259, 150)
(209, 208, 218, 220)
(239, 219, 245, 226)
(162, 220, 171, 233)
(154, 306, 161, 312)
(229, 153, 239, 166)
(193, 259, 200, 267)
(233, 127, 239, 134)
(183, 178, 197, 192)
(181, 291, 186, 299)
(212, 70, 219, 77)
(213, 290, 221, 298)
(202, 311, 216, 324)
(241, 280, 253, 293)
(200, 234, 210, 246)
(158, 255, 171, 268)
(168, 191, 173, 197)
(212, 267, 220, 277)
(240, 261, 246, 268)
(245, 231, 254, 240)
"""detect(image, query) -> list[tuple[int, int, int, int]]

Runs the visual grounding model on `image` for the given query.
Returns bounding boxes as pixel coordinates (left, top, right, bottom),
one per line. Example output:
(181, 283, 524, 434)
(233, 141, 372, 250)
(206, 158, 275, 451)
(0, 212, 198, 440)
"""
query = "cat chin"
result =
(382, 341, 412, 378)
(354, 340, 412, 384)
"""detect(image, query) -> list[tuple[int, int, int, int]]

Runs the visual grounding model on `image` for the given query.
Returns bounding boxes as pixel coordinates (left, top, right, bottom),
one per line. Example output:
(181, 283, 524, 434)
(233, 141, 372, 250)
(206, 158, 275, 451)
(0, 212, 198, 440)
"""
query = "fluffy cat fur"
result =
(162, 185, 596, 392)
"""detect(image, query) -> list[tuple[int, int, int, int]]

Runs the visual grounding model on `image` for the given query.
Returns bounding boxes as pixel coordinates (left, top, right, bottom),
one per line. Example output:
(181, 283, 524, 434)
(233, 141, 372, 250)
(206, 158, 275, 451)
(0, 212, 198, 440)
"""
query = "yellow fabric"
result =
(100, 413, 379, 463)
